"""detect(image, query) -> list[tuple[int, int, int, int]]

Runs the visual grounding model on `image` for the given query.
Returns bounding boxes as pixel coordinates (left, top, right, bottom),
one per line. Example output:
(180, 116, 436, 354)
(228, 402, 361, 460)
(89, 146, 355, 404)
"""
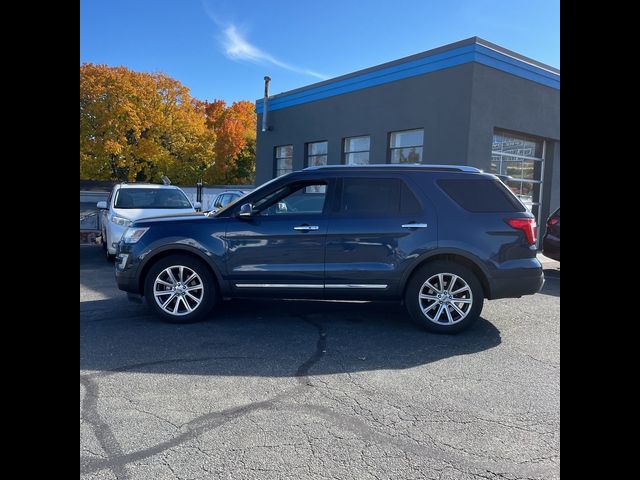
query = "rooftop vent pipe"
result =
(262, 76, 271, 132)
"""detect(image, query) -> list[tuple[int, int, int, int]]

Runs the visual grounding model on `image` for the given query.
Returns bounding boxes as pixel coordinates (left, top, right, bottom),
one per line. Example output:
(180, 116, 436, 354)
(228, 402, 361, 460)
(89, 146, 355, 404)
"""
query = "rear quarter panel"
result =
(409, 172, 541, 293)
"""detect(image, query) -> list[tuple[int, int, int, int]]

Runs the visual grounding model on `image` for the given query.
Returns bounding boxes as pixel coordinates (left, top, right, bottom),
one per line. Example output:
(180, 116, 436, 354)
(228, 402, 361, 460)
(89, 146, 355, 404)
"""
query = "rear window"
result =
(335, 178, 423, 216)
(437, 179, 525, 213)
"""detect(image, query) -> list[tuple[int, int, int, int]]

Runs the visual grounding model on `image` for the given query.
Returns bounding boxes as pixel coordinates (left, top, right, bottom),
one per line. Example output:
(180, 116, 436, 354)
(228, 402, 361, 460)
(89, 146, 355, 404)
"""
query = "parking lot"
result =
(80, 245, 559, 480)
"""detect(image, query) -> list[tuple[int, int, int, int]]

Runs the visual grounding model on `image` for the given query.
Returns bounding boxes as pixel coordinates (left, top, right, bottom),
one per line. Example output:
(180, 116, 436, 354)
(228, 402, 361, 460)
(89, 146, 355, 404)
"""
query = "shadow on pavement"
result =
(538, 268, 560, 298)
(80, 245, 502, 378)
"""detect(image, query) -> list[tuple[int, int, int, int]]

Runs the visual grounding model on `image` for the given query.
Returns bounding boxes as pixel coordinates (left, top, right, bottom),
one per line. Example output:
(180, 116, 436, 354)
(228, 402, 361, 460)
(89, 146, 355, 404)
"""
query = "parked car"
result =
(208, 190, 247, 213)
(542, 207, 560, 261)
(115, 165, 543, 334)
(97, 183, 201, 261)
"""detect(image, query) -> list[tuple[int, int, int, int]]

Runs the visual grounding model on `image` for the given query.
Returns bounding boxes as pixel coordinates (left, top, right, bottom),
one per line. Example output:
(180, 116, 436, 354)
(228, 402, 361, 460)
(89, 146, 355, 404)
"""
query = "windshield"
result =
(114, 188, 192, 209)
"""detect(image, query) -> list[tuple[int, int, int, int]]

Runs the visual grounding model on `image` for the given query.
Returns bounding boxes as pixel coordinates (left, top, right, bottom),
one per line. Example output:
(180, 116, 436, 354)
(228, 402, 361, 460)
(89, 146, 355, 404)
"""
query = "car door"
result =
(225, 178, 334, 297)
(324, 175, 437, 297)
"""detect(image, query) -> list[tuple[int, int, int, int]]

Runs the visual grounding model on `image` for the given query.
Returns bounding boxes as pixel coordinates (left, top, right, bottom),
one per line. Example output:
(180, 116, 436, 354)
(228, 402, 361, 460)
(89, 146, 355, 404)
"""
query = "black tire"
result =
(144, 255, 217, 323)
(405, 261, 484, 334)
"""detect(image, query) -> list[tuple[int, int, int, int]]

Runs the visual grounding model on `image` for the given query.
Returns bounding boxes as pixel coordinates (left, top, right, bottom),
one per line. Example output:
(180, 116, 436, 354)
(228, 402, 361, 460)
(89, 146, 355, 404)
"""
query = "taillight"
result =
(506, 218, 537, 245)
(548, 217, 559, 225)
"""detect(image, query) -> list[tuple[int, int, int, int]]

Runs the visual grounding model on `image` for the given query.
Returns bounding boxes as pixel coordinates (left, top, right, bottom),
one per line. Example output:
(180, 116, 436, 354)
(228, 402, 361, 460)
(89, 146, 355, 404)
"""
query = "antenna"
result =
(160, 175, 171, 185)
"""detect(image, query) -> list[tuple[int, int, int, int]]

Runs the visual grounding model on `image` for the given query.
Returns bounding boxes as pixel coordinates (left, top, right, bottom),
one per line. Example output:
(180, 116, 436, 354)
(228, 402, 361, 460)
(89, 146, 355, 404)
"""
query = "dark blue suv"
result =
(115, 165, 543, 333)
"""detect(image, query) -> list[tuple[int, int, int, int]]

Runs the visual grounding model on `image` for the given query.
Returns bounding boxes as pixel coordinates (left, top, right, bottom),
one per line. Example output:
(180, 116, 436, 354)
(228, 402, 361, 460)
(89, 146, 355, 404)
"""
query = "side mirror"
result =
(96, 201, 107, 209)
(193, 201, 202, 211)
(238, 203, 254, 218)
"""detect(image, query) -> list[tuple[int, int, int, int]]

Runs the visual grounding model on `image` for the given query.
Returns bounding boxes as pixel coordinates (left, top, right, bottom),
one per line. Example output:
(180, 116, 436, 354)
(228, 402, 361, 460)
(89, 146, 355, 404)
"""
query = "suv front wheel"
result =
(144, 255, 217, 323)
(405, 261, 484, 334)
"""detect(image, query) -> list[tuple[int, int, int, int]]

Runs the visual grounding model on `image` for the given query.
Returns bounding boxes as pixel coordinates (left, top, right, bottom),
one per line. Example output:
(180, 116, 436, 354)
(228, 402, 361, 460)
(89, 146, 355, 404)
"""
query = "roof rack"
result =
(303, 164, 483, 173)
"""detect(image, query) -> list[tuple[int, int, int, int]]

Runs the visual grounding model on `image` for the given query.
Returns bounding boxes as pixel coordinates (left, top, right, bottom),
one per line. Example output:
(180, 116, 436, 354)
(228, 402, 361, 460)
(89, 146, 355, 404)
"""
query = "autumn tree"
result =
(80, 64, 215, 184)
(201, 100, 256, 185)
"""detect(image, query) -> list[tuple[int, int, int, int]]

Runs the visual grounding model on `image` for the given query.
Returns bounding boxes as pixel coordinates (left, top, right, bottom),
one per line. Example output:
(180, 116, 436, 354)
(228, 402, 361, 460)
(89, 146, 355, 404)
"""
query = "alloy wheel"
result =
(153, 265, 204, 316)
(418, 272, 473, 325)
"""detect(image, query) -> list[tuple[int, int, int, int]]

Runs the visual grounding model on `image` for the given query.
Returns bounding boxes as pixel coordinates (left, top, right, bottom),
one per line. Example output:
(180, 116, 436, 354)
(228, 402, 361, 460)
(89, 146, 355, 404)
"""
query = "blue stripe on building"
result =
(255, 42, 559, 114)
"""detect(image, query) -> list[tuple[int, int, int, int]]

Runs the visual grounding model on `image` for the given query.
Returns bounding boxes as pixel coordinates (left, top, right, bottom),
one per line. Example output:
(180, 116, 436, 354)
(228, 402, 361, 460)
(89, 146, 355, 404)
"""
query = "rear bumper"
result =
(488, 260, 544, 299)
(542, 235, 560, 261)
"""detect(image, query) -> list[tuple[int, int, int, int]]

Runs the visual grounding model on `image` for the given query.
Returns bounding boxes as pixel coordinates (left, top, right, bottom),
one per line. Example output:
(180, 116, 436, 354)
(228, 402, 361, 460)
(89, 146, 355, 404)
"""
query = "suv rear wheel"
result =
(144, 255, 217, 323)
(405, 261, 484, 334)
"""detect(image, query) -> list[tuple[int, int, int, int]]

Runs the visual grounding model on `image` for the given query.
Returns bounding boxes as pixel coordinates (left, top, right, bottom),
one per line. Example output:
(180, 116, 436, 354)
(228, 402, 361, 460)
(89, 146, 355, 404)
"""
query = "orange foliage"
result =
(80, 64, 257, 185)
(201, 100, 257, 184)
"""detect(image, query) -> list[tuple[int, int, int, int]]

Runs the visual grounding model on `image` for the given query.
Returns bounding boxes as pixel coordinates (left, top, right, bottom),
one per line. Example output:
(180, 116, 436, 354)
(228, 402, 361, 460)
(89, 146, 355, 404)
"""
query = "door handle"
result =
(401, 223, 428, 229)
(294, 225, 320, 231)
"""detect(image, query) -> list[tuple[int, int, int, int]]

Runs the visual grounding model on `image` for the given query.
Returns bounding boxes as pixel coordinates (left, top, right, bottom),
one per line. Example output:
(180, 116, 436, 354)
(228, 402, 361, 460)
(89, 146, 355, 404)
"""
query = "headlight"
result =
(111, 215, 132, 227)
(122, 227, 149, 243)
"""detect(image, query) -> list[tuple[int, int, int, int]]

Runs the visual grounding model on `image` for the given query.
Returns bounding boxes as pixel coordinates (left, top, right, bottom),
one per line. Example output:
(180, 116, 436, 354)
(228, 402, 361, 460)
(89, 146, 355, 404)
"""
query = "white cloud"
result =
(221, 24, 328, 80)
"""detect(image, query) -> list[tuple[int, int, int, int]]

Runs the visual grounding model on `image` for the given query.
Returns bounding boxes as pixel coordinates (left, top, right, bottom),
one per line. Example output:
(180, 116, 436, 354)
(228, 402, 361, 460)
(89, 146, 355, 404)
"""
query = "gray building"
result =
(255, 37, 559, 225)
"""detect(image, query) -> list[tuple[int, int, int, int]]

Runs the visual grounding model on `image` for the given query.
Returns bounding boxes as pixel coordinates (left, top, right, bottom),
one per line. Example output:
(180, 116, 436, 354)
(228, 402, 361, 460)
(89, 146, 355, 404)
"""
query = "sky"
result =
(80, 0, 559, 104)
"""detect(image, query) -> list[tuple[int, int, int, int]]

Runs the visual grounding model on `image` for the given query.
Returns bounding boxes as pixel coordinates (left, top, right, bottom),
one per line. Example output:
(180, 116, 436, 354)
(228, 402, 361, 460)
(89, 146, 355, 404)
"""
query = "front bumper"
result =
(115, 243, 142, 294)
(106, 222, 128, 254)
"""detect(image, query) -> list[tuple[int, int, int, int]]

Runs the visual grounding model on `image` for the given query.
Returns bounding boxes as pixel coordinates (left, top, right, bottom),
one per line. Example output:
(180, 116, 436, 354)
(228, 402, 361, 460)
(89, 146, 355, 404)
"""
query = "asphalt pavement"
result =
(80, 245, 560, 480)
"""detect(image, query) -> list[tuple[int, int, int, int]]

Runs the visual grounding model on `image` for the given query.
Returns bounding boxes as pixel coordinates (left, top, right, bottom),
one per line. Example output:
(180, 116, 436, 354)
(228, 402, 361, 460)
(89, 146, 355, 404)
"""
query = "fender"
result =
(137, 237, 230, 295)
(400, 247, 492, 296)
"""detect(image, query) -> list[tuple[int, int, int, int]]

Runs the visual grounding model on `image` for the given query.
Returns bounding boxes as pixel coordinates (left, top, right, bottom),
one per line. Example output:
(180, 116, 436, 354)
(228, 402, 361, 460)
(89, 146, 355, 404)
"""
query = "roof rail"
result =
(303, 164, 483, 173)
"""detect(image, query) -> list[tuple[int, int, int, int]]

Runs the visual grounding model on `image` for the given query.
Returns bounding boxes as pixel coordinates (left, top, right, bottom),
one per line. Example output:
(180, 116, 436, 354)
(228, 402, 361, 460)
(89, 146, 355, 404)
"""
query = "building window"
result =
(389, 129, 424, 163)
(306, 141, 328, 167)
(491, 129, 544, 219)
(343, 136, 370, 165)
(275, 145, 293, 177)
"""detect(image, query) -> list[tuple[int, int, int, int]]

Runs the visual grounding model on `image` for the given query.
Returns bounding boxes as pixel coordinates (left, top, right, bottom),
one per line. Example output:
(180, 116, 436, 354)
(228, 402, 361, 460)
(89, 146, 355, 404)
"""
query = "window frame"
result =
(388, 128, 424, 164)
(342, 135, 371, 165)
(251, 179, 335, 217)
(274, 144, 294, 177)
(305, 140, 328, 168)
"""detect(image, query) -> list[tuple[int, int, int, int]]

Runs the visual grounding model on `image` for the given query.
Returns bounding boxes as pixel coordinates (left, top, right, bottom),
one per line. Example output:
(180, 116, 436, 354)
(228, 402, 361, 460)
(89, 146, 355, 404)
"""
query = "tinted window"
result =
(114, 188, 192, 209)
(340, 178, 400, 216)
(437, 179, 525, 213)
(401, 182, 422, 215)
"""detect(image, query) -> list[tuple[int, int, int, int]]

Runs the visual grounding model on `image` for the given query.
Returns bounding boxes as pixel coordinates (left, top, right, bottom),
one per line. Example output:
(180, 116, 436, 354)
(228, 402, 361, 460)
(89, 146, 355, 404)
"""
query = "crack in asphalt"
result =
(80, 317, 327, 476)
(80, 316, 555, 479)
(80, 375, 130, 480)
(295, 318, 326, 386)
